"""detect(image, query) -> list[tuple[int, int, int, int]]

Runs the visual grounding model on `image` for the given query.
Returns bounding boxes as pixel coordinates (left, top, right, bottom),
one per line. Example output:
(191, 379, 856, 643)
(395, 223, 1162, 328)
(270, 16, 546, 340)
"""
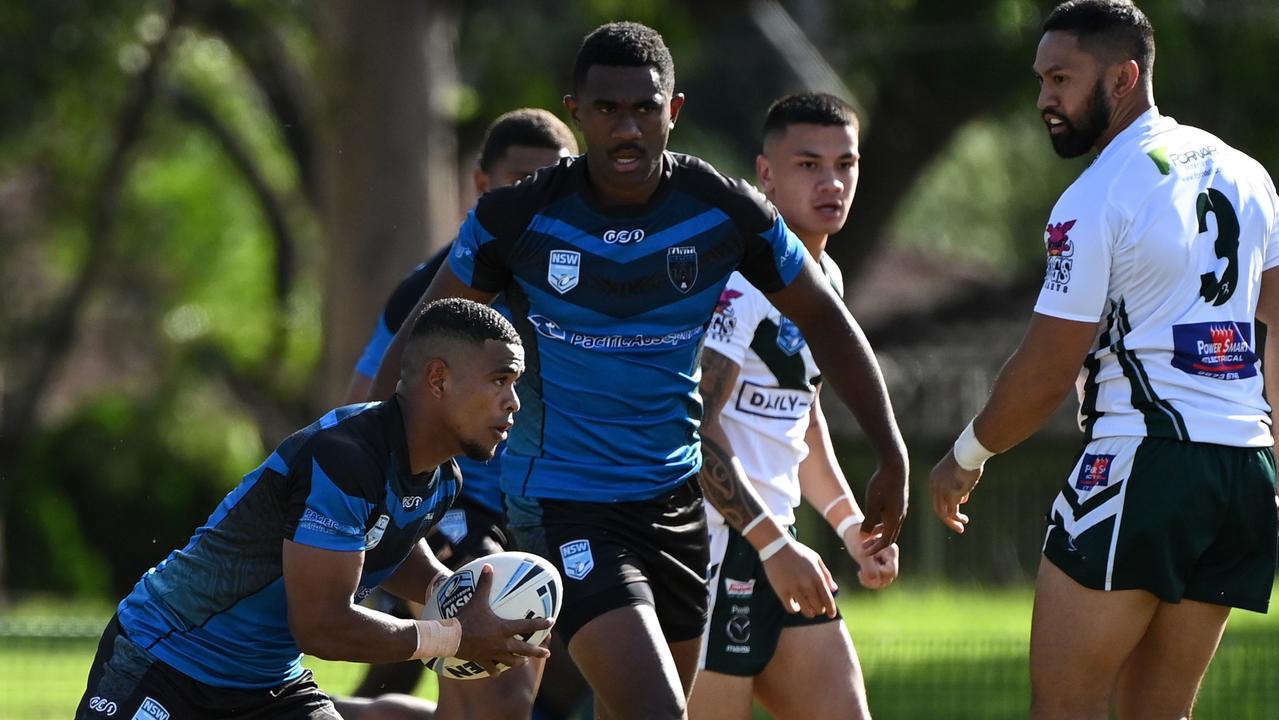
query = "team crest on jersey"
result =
(667, 246, 698, 293)
(1075, 453, 1115, 491)
(439, 508, 468, 544)
(775, 317, 806, 355)
(131, 698, 170, 720)
(559, 539, 594, 580)
(548, 250, 580, 294)
(708, 288, 743, 342)
(1171, 321, 1257, 381)
(364, 513, 390, 550)
(1043, 219, 1076, 293)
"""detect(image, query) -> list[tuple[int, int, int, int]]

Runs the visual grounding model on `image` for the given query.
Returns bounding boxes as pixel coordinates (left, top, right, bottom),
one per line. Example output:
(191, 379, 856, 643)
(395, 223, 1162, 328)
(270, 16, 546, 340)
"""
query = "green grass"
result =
(2, 586, 1275, 719)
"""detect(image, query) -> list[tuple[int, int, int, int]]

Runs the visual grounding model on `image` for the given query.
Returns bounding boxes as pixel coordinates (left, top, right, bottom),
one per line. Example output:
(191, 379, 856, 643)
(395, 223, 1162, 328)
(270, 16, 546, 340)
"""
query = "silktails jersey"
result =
(1033, 108, 1279, 447)
(117, 400, 460, 689)
(449, 152, 808, 502)
(702, 257, 844, 527)
(352, 246, 505, 515)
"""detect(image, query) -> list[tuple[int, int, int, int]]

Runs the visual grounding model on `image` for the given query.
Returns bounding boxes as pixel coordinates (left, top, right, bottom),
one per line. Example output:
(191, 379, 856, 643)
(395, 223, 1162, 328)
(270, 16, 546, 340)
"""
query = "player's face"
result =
(564, 65, 685, 205)
(1033, 30, 1113, 158)
(757, 123, 859, 242)
(447, 339, 524, 461)
(475, 145, 572, 195)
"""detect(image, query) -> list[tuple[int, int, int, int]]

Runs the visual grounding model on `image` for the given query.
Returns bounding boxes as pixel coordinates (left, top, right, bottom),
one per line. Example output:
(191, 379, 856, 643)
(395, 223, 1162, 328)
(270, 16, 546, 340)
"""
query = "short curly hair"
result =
(572, 22, 675, 94)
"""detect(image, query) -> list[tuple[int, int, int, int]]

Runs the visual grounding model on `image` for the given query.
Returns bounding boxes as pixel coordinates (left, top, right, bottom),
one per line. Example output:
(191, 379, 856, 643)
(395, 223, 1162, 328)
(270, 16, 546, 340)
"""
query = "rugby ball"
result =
(420, 551, 562, 680)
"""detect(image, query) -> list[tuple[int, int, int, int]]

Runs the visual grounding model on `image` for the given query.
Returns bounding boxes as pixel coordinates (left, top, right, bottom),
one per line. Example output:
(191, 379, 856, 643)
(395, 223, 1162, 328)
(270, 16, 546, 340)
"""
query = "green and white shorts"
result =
(698, 522, 839, 676)
(1043, 436, 1277, 612)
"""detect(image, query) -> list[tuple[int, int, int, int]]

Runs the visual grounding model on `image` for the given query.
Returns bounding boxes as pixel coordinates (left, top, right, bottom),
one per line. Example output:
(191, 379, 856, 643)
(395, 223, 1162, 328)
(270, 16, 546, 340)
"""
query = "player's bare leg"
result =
(668, 636, 704, 700)
(687, 671, 754, 720)
(755, 622, 869, 720)
(434, 656, 545, 720)
(1113, 598, 1229, 720)
(1029, 557, 1159, 720)
(570, 605, 688, 720)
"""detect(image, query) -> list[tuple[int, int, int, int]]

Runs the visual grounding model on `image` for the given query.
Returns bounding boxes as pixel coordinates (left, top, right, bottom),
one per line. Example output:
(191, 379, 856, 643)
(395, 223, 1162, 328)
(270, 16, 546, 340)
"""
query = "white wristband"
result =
(411, 618, 462, 662)
(821, 496, 850, 519)
(835, 513, 865, 539)
(757, 535, 791, 561)
(741, 512, 769, 536)
(953, 420, 995, 471)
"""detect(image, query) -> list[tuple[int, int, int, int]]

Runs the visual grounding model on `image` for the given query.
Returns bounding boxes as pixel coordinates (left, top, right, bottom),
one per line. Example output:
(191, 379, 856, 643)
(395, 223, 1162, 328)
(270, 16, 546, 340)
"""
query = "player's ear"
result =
(424, 357, 450, 399)
(756, 154, 774, 194)
(1110, 58, 1140, 99)
(563, 94, 580, 126)
(669, 93, 686, 127)
(473, 167, 491, 196)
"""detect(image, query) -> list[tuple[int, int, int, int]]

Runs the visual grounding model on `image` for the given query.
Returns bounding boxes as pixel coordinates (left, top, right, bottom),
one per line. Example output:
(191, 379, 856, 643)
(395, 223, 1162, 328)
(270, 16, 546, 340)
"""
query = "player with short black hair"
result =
(368, 22, 908, 720)
(931, 1, 1279, 718)
(339, 110, 585, 720)
(691, 92, 897, 720)
(76, 299, 546, 720)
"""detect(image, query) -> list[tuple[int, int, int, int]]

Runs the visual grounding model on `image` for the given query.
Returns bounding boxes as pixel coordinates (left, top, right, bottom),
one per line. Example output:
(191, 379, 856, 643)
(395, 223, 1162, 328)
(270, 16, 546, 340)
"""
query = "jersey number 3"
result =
(1196, 188, 1240, 307)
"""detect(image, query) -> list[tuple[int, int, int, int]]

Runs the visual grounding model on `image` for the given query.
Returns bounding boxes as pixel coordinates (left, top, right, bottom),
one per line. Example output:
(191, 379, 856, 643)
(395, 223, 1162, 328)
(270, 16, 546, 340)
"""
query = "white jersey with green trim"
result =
(1033, 107, 1279, 448)
(702, 257, 843, 526)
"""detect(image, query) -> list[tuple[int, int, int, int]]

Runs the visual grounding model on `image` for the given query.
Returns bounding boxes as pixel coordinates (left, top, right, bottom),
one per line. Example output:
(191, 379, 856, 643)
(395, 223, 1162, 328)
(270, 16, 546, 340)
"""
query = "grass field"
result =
(3, 585, 1276, 719)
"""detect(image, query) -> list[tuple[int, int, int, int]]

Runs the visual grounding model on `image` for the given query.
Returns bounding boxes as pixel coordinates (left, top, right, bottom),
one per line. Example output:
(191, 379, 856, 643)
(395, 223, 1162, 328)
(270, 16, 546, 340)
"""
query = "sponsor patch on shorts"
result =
(1076, 453, 1115, 490)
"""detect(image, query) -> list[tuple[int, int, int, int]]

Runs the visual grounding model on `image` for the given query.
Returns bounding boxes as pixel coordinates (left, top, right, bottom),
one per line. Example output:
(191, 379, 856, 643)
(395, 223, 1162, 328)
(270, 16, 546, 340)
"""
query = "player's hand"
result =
(861, 456, 909, 554)
(760, 539, 838, 619)
(453, 565, 552, 675)
(844, 523, 899, 590)
(929, 450, 982, 534)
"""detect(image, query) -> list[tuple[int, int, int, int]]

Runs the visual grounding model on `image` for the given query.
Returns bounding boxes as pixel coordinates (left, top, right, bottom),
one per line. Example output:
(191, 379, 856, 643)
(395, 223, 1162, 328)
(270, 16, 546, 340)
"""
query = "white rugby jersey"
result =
(1033, 108, 1279, 447)
(702, 256, 843, 526)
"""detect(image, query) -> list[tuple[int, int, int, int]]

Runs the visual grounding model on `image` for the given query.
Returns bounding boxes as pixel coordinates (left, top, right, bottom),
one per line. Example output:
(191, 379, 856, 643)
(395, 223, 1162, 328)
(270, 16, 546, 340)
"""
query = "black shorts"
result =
(77, 616, 340, 720)
(506, 479, 709, 645)
(427, 495, 512, 569)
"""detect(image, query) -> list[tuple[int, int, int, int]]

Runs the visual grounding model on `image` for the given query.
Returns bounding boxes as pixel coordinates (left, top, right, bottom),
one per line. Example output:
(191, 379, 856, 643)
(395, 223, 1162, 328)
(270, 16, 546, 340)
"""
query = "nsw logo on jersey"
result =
(775, 317, 805, 355)
(364, 513, 390, 550)
(1075, 453, 1115, 491)
(1171, 321, 1256, 380)
(667, 246, 698, 293)
(548, 250, 581, 294)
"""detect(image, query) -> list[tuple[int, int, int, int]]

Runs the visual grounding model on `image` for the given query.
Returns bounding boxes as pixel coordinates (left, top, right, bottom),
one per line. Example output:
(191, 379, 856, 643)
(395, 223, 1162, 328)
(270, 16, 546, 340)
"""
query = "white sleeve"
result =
(1033, 194, 1115, 322)
(1262, 173, 1279, 271)
(704, 272, 768, 367)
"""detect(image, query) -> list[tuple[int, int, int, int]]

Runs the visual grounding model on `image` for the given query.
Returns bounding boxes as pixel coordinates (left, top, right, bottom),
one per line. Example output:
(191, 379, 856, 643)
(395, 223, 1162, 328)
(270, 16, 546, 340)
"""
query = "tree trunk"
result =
(318, 0, 459, 407)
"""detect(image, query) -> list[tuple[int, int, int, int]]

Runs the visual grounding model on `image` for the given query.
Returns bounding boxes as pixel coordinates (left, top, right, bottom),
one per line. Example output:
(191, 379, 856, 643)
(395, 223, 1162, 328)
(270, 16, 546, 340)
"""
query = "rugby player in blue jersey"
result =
(76, 300, 549, 720)
(339, 109, 587, 720)
(368, 23, 909, 720)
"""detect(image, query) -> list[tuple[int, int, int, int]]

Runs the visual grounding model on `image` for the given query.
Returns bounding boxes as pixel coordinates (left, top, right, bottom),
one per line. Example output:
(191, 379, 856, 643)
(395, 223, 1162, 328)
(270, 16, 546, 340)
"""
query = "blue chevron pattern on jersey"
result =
(116, 401, 459, 689)
(448, 152, 806, 501)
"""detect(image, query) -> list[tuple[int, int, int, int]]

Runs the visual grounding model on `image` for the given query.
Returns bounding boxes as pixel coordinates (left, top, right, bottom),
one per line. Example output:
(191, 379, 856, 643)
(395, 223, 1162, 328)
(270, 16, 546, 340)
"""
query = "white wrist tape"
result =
(758, 535, 791, 561)
(953, 420, 995, 471)
(741, 512, 769, 536)
(821, 496, 850, 519)
(835, 514, 865, 539)
(411, 618, 461, 661)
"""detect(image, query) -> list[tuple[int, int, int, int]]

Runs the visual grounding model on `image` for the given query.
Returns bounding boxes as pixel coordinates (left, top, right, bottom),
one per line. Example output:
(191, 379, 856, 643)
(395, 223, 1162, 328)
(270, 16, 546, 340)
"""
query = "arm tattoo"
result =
(698, 350, 766, 532)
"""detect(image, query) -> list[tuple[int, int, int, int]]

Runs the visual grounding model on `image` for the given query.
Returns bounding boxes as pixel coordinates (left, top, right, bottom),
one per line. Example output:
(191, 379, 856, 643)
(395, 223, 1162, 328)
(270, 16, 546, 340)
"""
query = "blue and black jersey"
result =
(116, 400, 460, 689)
(352, 247, 505, 516)
(449, 152, 807, 502)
